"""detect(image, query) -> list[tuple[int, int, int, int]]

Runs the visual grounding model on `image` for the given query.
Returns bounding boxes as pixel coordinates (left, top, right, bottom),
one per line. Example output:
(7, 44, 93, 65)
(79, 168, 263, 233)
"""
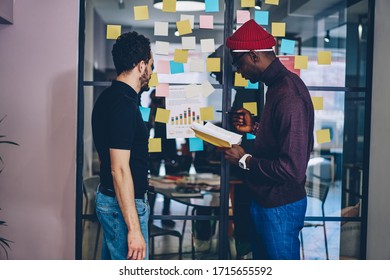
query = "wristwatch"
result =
(239, 154, 252, 170)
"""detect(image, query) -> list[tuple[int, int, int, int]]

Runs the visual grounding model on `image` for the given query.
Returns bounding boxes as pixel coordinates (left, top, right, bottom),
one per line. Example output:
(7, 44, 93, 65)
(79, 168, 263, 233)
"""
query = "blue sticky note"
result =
(280, 39, 295, 55)
(205, 0, 219, 12)
(245, 81, 259, 89)
(246, 133, 256, 140)
(139, 106, 151, 122)
(189, 138, 204, 152)
(170, 61, 185, 74)
(255, 11, 269, 26)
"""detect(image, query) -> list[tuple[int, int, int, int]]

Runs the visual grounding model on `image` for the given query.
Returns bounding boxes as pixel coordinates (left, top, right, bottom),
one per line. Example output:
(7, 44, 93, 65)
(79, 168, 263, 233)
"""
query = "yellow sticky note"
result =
(272, 22, 286, 37)
(294, 55, 308, 69)
(200, 106, 215, 121)
(206, 57, 221, 72)
(318, 51, 332, 65)
(311, 96, 324, 110)
(162, 0, 176, 12)
(149, 138, 162, 153)
(176, 20, 192, 36)
(148, 73, 159, 87)
(134, 6, 149, 21)
(174, 49, 188, 63)
(106, 25, 121, 40)
(155, 108, 171, 124)
(265, 0, 279, 5)
(316, 129, 331, 144)
(234, 72, 249, 87)
(241, 0, 255, 7)
(243, 102, 258, 116)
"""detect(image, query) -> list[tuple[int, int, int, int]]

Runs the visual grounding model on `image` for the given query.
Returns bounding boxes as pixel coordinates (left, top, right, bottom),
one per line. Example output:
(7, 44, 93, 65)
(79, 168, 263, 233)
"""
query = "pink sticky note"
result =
(199, 15, 214, 29)
(237, 10, 250, 24)
(156, 83, 169, 97)
(156, 60, 170, 74)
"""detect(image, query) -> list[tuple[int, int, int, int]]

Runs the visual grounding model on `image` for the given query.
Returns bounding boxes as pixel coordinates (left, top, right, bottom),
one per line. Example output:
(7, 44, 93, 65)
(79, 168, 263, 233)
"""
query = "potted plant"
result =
(0, 115, 18, 259)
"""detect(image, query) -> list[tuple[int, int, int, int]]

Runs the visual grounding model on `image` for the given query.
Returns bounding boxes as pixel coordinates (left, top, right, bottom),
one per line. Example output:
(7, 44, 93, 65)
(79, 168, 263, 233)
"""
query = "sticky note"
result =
(205, 0, 219, 12)
(176, 20, 192, 36)
(155, 41, 170, 56)
(170, 61, 185, 74)
(318, 51, 332, 65)
(237, 10, 250, 24)
(139, 106, 151, 122)
(185, 84, 201, 98)
(272, 22, 286, 37)
(149, 138, 162, 153)
(202, 80, 215, 98)
(243, 102, 258, 116)
(200, 106, 215, 121)
(182, 36, 196, 50)
(294, 55, 308, 69)
(265, 0, 279, 5)
(190, 59, 205, 72)
(241, 0, 255, 7)
(201, 39, 215, 53)
(106, 25, 121, 40)
(155, 108, 171, 123)
(245, 81, 259, 89)
(148, 73, 159, 87)
(154, 21, 169, 36)
(162, 0, 176, 12)
(174, 49, 188, 63)
(206, 57, 221, 72)
(156, 83, 169, 97)
(199, 15, 214, 29)
(180, 14, 195, 29)
(134, 6, 149, 21)
(312, 96, 324, 110)
(156, 60, 170, 74)
(280, 39, 295, 55)
(189, 138, 204, 152)
(246, 133, 256, 140)
(234, 72, 249, 87)
(316, 129, 331, 144)
(255, 11, 269, 26)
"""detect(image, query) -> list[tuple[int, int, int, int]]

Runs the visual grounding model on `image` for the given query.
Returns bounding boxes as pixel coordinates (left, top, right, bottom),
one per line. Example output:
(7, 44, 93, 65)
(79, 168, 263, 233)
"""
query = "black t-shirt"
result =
(92, 80, 149, 197)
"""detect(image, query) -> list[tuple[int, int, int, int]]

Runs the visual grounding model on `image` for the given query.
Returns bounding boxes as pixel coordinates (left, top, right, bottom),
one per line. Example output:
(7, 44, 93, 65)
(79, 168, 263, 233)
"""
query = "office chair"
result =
(82, 175, 101, 260)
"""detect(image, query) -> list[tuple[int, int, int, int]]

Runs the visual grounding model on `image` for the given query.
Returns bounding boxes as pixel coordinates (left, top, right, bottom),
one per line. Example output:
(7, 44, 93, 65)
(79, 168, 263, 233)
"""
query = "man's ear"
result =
(137, 60, 146, 73)
(248, 51, 259, 63)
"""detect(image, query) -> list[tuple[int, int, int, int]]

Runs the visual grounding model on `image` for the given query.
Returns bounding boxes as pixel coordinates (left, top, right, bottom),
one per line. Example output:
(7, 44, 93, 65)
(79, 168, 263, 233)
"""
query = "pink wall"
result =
(0, 1, 78, 259)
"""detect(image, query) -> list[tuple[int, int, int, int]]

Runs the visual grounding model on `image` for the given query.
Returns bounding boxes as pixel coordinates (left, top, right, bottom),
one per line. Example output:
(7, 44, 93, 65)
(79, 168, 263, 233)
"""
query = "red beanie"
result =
(226, 19, 276, 51)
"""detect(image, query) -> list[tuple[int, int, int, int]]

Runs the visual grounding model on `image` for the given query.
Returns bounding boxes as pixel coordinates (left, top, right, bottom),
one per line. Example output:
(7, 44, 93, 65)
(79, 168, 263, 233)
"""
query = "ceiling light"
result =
(255, 0, 262, 10)
(118, 0, 125, 9)
(324, 30, 330, 43)
(153, 0, 205, 12)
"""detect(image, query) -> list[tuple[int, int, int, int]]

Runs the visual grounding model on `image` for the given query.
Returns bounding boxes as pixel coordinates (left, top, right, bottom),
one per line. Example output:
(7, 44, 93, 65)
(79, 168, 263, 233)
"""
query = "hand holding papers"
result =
(191, 122, 242, 148)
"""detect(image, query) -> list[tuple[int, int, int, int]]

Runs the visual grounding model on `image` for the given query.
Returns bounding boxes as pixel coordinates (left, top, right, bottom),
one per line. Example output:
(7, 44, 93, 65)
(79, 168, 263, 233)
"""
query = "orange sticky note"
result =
(294, 55, 308, 69)
(174, 49, 189, 63)
(155, 108, 171, 123)
(243, 102, 258, 116)
(318, 51, 332, 65)
(234, 72, 249, 87)
(162, 0, 176, 12)
(311, 97, 324, 110)
(148, 73, 159, 87)
(106, 25, 121, 40)
(241, 0, 255, 7)
(316, 129, 331, 144)
(149, 138, 162, 153)
(272, 22, 286, 37)
(176, 20, 192, 36)
(134, 5, 149, 21)
(206, 57, 221, 72)
(265, 0, 279, 5)
(200, 106, 215, 121)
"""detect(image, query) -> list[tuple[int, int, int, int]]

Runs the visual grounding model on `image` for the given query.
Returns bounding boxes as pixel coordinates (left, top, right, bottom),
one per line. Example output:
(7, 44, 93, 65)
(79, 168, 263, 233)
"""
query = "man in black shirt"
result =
(92, 31, 154, 260)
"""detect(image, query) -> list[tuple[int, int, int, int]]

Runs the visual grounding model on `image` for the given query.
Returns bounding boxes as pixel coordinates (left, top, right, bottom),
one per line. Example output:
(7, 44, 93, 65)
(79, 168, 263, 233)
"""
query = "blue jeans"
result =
(250, 197, 307, 260)
(95, 191, 150, 260)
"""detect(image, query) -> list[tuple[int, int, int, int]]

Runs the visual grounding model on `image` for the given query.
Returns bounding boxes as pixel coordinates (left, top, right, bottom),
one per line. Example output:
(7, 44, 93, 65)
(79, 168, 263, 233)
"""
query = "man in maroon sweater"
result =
(223, 19, 314, 260)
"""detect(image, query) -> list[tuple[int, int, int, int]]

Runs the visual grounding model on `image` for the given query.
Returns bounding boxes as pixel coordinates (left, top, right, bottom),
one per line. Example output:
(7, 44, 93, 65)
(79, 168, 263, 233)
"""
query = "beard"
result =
(140, 68, 151, 92)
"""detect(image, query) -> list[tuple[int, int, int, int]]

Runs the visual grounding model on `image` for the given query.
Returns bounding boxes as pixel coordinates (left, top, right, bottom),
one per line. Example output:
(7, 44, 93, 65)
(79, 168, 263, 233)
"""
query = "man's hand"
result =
(232, 108, 253, 133)
(224, 144, 246, 165)
(127, 230, 146, 260)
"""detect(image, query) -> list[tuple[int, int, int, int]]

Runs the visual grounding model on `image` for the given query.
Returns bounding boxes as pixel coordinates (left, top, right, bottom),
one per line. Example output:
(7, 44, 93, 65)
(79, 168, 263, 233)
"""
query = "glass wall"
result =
(78, 0, 372, 260)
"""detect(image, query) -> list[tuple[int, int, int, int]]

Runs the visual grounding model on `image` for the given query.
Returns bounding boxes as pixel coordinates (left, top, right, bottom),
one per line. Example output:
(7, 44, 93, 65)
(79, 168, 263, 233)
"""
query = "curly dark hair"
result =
(112, 31, 151, 75)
